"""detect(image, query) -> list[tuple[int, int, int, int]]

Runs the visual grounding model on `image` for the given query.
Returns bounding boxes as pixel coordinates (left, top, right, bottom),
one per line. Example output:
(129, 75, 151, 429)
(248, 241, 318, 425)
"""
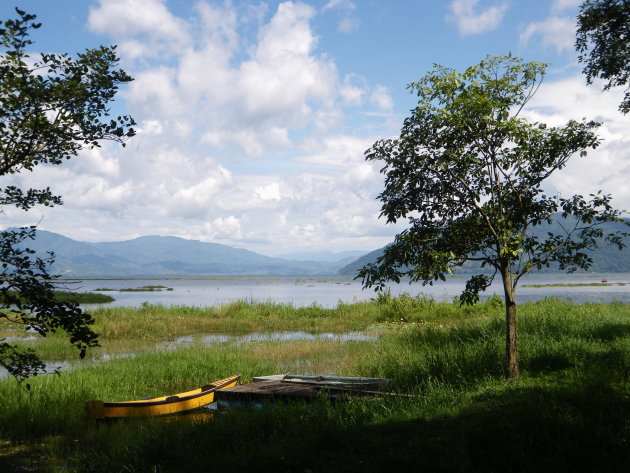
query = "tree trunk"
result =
(501, 267, 519, 379)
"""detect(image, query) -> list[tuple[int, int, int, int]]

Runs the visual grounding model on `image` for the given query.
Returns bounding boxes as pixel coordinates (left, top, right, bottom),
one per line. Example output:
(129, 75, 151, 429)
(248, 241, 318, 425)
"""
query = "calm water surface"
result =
(3, 274, 627, 379)
(66, 273, 630, 308)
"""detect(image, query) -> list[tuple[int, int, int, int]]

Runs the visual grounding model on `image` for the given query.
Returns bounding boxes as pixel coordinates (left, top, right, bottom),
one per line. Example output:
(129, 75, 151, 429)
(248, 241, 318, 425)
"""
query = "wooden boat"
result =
(251, 374, 391, 389)
(86, 374, 240, 419)
(216, 375, 406, 408)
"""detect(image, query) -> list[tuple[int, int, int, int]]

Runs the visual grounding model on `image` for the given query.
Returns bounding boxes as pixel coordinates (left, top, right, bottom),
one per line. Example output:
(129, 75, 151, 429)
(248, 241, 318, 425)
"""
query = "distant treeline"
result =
(0, 291, 114, 304)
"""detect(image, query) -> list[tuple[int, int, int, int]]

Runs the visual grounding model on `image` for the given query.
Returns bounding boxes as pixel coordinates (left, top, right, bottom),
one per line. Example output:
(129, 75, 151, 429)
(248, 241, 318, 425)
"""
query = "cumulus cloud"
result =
(446, 0, 509, 36)
(299, 135, 373, 166)
(255, 182, 282, 202)
(111, 1, 346, 157)
(5, 0, 398, 255)
(88, 0, 189, 59)
(519, 16, 576, 53)
(523, 76, 630, 211)
(520, 0, 582, 53)
(203, 216, 242, 240)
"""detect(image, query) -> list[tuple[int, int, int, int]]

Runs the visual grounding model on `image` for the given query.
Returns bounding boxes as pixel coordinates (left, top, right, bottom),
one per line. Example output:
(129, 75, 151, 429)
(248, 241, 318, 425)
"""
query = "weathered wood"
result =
(252, 374, 392, 389)
(215, 380, 400, 405)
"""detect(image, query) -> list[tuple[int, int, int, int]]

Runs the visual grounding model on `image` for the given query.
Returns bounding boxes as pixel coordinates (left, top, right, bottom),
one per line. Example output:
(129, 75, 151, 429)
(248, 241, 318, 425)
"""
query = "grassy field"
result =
(0, 295, 628, 472)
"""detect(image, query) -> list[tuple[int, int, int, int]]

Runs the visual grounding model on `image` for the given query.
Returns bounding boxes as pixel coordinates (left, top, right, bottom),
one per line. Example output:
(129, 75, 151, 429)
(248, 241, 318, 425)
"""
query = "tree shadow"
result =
(590, 323, 630, 341)
(291, 381, 630, 473)
(72, 377, 628, 473)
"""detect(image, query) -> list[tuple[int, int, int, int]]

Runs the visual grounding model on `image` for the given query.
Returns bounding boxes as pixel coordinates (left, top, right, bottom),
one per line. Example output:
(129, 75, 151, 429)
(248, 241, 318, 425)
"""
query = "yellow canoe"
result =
(86, 374, 240, 419)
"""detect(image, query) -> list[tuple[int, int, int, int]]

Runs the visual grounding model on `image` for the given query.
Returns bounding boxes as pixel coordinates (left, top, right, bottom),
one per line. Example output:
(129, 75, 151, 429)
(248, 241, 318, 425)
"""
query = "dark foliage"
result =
(576, 0, 630, 114)
(0, 9, 135, 381)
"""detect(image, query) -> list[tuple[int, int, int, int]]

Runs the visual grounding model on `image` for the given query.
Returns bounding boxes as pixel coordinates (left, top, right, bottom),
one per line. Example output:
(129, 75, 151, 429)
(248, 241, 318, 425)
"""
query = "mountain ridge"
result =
(337, 218, 630, 276)
(12, 230, 355, 277)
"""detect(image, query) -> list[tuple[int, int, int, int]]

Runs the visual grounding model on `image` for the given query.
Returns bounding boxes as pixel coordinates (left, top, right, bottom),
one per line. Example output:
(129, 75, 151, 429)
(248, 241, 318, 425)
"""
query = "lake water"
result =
(62, 273, 630, 308)
(2, 273, 627, 380)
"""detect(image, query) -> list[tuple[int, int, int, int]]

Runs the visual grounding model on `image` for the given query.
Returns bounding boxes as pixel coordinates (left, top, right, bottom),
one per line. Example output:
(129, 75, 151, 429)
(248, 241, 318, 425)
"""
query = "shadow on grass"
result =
(62, 377, 629, 473)
(591, 323, 630, 341)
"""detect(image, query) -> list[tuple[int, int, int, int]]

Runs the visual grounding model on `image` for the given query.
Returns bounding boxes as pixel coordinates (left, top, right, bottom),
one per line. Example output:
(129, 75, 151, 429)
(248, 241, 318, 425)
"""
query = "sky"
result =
(1, 0, 628, 257)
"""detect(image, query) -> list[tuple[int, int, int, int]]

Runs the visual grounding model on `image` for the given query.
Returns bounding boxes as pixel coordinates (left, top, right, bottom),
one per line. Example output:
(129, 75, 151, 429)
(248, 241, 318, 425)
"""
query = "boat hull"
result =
(86, 374, 240, 419)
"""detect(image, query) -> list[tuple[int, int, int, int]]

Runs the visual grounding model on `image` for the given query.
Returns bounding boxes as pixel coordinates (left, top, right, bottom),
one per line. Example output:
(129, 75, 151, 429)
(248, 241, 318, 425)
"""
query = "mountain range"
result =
(15, 230, 367, 277)
(8, 217, 630, 279)
(338, 218, 630, 276)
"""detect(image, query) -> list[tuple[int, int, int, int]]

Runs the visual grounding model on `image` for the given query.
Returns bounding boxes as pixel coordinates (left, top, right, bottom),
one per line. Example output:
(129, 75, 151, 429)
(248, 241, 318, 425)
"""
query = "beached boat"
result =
(251, 374, 391, 389)
(86, 374, 240, 419)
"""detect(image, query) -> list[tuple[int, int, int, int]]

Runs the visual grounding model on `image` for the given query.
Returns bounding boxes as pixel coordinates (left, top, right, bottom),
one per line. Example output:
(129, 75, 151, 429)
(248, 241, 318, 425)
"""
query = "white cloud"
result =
(323, 0, 355, 11)
(116, 1, 345, 157)
(127, 67, 184, 118)
(4, 0, 398, 256)
(138, 119, 164, 136)
(446, 0, 509, 36)
(340, 74, 367, 106)
(299, 135, 372, 166)
(551, 0, 582, 13)
(88, 0, 189, 58)
(370, 85, 394, 112)
(519, 16, 576, 53)
(255, 182, 282, 201)
(523, 76, 630, 211)
(323, 0, 359, 33)
(203, 216, 242, 240)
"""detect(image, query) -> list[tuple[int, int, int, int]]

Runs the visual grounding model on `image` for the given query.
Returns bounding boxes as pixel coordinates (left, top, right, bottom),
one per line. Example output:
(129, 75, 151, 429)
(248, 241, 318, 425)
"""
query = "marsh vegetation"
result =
(94, 285, 174, 292)
(0, 295, 628, 472)
(0, 290, 114, 305)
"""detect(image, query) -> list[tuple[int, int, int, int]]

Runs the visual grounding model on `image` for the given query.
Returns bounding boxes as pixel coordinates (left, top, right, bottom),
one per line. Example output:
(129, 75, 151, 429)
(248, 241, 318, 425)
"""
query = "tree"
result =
(576, 0, 630, 114)
(0, 9, 135, 382)
(359, 55, 628, 379)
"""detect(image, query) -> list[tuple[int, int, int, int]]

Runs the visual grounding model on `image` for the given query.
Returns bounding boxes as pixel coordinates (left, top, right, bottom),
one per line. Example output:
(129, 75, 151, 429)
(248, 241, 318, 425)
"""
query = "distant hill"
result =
(338, 218, 630, 276)
(13, 230, 353, 277)
(274, 250, 367, 263)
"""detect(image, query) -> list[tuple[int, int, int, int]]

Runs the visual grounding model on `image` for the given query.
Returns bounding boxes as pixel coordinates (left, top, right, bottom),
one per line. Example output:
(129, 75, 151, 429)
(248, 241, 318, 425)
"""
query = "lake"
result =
(64, 273, 630, 308)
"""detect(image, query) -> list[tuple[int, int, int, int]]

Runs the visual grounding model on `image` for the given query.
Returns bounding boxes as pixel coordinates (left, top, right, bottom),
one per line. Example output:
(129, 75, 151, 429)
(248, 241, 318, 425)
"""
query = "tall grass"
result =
(359, 297, 629, 389)
(0, 296, 628, 472)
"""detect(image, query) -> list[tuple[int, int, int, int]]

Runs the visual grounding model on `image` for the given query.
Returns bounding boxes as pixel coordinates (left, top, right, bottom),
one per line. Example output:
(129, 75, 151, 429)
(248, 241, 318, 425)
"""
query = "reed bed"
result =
(0, 296, 628, 472)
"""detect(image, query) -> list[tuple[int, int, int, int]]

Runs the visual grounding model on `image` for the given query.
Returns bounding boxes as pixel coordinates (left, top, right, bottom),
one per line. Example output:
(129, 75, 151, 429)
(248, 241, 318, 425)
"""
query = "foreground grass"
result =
(0, 296, 628, 472)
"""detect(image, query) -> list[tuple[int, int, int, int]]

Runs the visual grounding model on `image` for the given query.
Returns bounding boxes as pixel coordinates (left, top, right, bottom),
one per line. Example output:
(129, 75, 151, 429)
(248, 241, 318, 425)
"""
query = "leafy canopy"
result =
(576, 0, 630, 114)
(359, 54, 628, 305)
(0, 9, 135, 382)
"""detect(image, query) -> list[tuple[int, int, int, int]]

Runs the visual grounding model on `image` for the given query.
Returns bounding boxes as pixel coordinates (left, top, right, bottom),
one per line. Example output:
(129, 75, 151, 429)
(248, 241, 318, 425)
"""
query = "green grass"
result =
(0, 295, 504, 361)
(0, 290, 114, 304)
(53, 291, 115, 303)
(0, 296, 628, 472)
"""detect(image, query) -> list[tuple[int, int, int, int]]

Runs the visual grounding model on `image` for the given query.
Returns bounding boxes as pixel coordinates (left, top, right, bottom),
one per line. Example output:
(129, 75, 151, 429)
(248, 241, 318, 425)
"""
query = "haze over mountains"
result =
(19, 230, 367, 277)
(338, 218, 630, 276)
(13, 218, 630, 279)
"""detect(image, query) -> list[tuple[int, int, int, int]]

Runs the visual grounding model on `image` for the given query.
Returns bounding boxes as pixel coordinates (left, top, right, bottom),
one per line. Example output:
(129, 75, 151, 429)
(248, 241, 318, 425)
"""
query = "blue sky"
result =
(2, 0, 628, 257)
